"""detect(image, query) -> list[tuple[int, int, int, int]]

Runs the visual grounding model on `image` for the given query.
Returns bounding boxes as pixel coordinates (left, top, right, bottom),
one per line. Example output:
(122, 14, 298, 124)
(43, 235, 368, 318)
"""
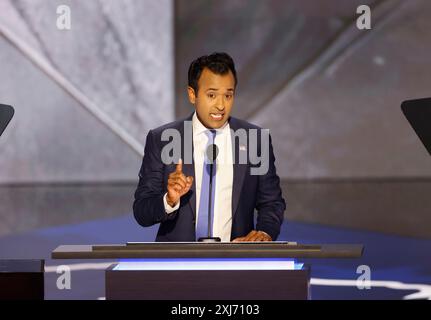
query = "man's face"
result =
(187, 68, 235, 129)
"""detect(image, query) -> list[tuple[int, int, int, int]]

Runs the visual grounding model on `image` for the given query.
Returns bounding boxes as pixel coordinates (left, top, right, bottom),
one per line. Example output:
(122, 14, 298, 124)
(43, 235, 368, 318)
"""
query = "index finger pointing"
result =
(176, 158, 183, 173)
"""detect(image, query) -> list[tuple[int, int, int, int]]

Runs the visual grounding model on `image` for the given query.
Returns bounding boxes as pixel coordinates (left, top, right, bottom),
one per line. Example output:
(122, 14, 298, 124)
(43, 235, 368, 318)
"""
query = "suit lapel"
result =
(229, 117, 248, 219)
(182, 161, 196, 218)
(179, 113, 196, 218)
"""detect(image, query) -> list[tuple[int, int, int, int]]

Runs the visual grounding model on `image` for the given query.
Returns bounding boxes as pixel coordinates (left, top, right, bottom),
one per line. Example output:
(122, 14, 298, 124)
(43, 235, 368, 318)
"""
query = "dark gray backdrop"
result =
(174, 0, 431, 237)
(1, 0, 430, 238)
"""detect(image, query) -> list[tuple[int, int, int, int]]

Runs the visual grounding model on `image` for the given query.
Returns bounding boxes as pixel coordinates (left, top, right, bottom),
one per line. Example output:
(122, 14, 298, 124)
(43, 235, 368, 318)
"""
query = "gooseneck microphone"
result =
(197, 143, 221, 242)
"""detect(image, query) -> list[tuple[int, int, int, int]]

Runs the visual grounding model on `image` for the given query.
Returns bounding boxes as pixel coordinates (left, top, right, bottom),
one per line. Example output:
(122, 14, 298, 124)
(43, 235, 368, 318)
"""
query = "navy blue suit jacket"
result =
(133, 114, 286, 241)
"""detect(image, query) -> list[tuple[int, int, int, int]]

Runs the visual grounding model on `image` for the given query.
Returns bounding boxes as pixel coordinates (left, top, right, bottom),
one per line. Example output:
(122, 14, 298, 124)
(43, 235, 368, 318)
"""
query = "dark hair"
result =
(188, 52, 238, 93)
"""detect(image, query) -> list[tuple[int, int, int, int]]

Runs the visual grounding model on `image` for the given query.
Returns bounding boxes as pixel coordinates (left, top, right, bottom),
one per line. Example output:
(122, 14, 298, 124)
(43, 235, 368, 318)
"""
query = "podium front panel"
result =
(105, 258, 310, 300)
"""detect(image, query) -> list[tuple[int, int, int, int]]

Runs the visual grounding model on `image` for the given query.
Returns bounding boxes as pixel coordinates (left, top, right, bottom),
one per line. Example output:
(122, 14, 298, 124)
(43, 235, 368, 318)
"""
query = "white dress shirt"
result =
(164, 112, 234, 242)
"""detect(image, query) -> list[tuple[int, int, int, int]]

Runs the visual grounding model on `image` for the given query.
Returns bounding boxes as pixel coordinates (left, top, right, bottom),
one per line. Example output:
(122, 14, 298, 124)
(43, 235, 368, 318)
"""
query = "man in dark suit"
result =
(133, 52, 286, 242)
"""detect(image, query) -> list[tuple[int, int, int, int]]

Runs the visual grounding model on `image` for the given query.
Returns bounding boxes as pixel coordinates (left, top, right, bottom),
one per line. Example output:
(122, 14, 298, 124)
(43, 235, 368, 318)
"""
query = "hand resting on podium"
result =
(232, 230, 272, 242)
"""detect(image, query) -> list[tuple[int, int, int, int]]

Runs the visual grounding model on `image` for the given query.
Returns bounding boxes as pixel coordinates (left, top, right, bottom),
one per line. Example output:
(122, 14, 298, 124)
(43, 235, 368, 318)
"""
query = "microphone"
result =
(0, 104, 14, 137)
(197, 143, 221, 242)
(206, 143, 219, 164)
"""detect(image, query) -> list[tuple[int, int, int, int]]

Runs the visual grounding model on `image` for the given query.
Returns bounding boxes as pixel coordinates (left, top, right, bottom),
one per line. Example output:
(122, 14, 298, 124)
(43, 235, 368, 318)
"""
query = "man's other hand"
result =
(232, 230, 272, 242)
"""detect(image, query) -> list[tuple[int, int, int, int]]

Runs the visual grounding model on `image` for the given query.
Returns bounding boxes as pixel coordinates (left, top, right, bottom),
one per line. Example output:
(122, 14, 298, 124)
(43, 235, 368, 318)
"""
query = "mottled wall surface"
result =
(175, 0, 431, 179)
(0, 0, 174, 183)
(1, 0, 430, 238)
(252, 0, 431, 179)
(175, 0, 431, 237)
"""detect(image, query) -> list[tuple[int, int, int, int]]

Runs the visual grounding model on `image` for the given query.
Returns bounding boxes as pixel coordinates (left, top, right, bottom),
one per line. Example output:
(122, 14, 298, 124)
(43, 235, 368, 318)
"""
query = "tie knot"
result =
(205, 129, 217, 141)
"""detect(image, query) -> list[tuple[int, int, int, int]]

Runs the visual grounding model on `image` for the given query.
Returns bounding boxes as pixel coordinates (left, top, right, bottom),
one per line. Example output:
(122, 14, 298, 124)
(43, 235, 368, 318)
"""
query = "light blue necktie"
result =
(196, 130, 217, 240)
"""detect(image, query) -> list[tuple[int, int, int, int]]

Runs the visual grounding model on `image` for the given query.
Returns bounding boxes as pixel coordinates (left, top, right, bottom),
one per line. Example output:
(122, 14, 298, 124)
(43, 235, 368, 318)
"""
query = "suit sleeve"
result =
(255, 134, 286, 240)
(133, 130, 178, 227)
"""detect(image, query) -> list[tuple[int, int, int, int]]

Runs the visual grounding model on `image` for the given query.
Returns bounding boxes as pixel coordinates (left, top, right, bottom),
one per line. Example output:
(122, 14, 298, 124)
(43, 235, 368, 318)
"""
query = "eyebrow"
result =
(206, 88, 235, 92)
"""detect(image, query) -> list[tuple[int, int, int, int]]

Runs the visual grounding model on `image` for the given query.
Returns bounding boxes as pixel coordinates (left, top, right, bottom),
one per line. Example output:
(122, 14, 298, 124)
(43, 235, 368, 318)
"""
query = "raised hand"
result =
(166, 159, 194, 207)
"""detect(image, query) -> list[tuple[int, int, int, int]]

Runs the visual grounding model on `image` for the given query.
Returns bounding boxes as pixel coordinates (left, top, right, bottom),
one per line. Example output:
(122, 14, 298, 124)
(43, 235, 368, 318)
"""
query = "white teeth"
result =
(210, 113, 223, 120)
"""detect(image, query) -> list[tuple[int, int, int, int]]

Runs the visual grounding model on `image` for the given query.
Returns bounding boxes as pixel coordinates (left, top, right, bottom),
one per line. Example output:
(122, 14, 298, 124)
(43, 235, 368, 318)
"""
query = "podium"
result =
(52, 242, 363, 300)
(0, 260, 44, 300)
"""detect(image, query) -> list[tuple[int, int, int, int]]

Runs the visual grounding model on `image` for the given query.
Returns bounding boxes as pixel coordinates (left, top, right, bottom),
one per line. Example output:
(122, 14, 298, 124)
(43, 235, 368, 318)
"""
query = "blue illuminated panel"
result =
(114, 258, 304, 271)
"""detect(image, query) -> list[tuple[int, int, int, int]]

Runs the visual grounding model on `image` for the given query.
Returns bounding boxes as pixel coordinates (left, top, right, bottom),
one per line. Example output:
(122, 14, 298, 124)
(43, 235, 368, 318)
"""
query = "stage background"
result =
(1, 0, 430, 239)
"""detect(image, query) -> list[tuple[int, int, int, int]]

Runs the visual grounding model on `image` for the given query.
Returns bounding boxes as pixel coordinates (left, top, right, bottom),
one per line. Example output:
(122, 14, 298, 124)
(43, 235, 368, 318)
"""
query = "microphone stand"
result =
(198, 143, 221, 242)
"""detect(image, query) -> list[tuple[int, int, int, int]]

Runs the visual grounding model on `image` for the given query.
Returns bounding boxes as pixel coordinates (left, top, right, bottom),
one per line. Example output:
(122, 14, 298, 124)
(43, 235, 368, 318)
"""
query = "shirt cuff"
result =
(163, 193, 180, 214)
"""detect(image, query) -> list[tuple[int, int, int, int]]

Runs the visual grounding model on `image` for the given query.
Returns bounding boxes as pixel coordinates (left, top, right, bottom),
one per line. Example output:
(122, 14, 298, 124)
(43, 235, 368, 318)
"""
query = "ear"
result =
(187, 86, 196, 105)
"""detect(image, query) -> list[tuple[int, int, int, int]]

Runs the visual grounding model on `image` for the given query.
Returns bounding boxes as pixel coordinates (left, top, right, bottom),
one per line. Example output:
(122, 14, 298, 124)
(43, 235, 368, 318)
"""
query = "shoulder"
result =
(148, 114, 192, 138)
(229, 117, 273, 149)
(150, 119, 185, 136)
(228, 116, 262, 131)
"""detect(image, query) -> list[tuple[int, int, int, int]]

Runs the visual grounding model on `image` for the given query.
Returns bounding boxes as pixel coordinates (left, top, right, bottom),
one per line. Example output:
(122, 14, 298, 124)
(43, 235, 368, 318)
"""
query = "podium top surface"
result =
(0, 259, 44, 272)
(51, 242, 364, 259)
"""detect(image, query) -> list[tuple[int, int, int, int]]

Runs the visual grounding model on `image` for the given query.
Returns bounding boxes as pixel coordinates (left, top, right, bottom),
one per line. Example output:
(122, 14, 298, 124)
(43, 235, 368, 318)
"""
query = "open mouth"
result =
(210, 113, 224, 121)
